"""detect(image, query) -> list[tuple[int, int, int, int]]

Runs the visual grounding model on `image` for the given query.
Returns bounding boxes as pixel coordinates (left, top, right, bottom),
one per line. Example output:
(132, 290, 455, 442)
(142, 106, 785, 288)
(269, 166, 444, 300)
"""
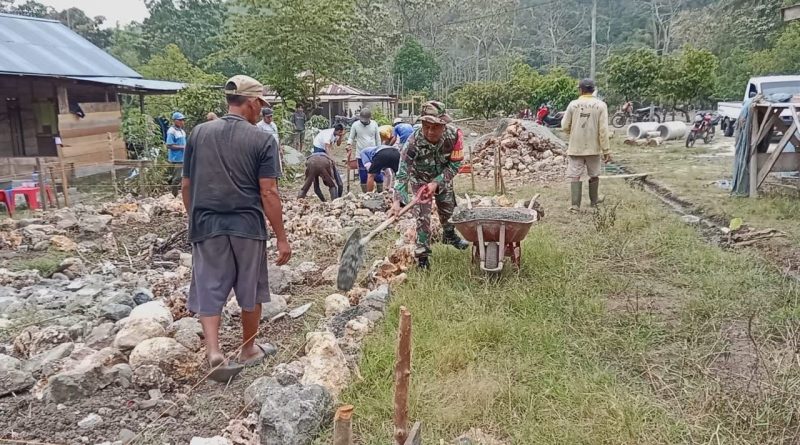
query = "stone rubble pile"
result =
(470, 119, 567, 182)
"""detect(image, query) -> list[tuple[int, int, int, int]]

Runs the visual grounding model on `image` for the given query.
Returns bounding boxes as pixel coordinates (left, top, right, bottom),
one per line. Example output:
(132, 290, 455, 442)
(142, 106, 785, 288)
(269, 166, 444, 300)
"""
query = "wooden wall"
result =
(0, 76, 126, 180)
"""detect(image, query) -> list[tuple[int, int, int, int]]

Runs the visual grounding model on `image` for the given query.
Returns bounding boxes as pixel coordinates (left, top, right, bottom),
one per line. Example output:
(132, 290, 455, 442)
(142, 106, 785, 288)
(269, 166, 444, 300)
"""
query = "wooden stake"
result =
(108, 133, 118, 197)
(47, 165, 61, 208)
(139, 160, 147, 198)
(35, 157, 47, 211)
(393, 306, 412, 445)
(56, 143, 70, 207)
(333, 405, 354, 445)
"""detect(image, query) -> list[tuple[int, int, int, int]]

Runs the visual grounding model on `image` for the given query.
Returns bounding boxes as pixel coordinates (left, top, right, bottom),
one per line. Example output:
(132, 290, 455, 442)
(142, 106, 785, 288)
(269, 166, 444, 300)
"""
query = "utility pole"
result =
(590, 0, 597, 80)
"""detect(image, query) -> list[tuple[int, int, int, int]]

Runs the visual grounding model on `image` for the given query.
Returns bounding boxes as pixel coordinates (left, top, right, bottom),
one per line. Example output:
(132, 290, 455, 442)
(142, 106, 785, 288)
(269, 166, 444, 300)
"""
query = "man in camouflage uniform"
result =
(391, 101, 469, 269)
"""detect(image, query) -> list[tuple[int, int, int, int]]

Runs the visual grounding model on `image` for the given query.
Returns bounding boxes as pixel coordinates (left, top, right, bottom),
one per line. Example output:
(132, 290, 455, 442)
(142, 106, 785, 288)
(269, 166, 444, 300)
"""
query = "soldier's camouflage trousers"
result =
(412, 182, 456, 257)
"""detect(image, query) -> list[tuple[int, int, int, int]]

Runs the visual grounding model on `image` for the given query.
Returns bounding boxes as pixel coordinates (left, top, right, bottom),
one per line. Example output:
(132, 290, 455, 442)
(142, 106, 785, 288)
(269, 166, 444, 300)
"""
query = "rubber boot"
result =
(417, 256, 430, 270)
(376, 183, 384, 193)
(589, 178, 604, 207)
(360, 184, 367, 193)
(570, 181, 582, 212)
(442, 225, 469, 250)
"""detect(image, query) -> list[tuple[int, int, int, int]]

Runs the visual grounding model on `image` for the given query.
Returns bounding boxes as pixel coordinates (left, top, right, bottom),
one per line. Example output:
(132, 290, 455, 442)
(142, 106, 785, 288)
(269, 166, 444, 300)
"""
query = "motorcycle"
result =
(685, 112, 718, 147)
(536, 104, 563, 128)
(611, 101, 662, 128)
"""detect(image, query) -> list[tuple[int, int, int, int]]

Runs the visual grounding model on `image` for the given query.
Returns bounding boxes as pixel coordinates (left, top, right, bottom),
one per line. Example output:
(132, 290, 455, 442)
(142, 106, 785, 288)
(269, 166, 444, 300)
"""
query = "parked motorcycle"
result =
(536, 104, 563, 128)
(611, 101, 662, 128)
(686, 112, 718, 147)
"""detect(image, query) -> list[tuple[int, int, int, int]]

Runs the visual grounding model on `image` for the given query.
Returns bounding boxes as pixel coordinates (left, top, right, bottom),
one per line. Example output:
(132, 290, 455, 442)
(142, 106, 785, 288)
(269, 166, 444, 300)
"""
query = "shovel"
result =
(336, 189, 423, 291)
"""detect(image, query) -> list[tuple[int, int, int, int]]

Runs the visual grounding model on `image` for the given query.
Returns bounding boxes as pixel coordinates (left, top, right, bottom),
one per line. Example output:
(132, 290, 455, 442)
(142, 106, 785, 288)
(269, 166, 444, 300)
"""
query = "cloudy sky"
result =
(38, 0, 149, 26)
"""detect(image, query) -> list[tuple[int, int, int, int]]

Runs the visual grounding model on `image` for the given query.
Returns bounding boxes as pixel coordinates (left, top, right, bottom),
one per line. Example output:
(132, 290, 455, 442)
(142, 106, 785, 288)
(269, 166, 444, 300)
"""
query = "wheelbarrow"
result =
(452, 195, 540, 273)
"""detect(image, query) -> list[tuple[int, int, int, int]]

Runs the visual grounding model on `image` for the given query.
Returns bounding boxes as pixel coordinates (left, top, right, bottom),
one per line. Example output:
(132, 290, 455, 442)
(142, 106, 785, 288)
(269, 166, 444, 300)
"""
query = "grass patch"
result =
(338, 182, 800, 445)
(8, 251, 68, 277)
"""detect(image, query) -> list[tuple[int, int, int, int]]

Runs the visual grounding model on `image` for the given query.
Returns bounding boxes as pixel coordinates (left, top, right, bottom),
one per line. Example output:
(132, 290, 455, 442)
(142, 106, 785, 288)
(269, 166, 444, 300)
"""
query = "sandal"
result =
(208, 356, 244, 383)
(237, 343, 277, 367)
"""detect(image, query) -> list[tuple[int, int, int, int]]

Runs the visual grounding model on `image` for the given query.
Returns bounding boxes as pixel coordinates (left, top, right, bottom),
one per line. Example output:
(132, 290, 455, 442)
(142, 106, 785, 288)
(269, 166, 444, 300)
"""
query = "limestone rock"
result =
(44, 348, 126, 403)
(100, 303, 133, 321)
(50, 235, 78, 252)
(321, 265, 338, 284)
(79, 215, 112, 233)
(0, 354, 35, 396)
(78, 413, 103, 430)
(23, 342, 74, 377)
(268, 265, 292, 294)
(132, 288, 154, 306)
(114, 318, 167, 351)
(258, 383, 333, 445)
(300, 332, 350, 397)
(324, 294, 350, 317)
(190, 437, 232, 445)
(129, 337, 197, 384)
(261, 294, 288, 320)
(273, 361, 305, 386)
(85, 322, 117, 349)
(128, 300, 173, 327)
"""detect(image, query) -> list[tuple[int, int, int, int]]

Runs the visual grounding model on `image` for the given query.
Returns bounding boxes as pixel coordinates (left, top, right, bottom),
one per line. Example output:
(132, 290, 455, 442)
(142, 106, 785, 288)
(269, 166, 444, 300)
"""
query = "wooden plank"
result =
(57, 87, 69, 114)
(36, 157, 47, 211)
(56, 143, 70, 207)
(749, 104, 761, 198)
(79, 102, 121, 114)
(757, 120, 797, 188)
(393, 306, 412, 445)
(783, 4, 800, 22)
(60, 124, 121, 139)
(58, 111, 122, 132)
(403, 422, 422, 445)
(109, 133, 118, 196)
(757, 153, 800, 173)
(753, 106, 779, 148)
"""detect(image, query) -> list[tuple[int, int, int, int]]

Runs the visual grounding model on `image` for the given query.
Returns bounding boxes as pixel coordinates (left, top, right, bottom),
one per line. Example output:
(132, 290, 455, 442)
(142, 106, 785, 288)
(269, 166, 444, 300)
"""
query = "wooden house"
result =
(0, 13, 184, 180)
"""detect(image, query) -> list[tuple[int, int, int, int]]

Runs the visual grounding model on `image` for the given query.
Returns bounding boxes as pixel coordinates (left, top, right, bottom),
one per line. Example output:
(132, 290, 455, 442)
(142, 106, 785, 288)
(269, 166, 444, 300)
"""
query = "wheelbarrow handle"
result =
(360, 191, 422, 245)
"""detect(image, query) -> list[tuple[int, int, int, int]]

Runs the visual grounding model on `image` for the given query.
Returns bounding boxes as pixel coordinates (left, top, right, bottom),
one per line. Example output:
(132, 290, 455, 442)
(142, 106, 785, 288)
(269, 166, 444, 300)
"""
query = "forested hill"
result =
(2, 0, 797, 108)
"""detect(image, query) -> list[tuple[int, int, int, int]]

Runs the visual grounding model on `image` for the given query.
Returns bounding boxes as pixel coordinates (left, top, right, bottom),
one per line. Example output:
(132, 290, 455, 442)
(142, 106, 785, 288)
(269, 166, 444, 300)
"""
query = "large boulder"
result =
(300, 332, 350, 397)
(113, 318, 167, 351)
(128, 300, 173, 328)
(258, 383, 333, 445)
(14, 325, 72, 358)
(0, 354, 35, 397)
(268, 266, 292, 294)
(324, 294, 350, 317)
(44, 347, 127, 403)
(168, 318, 203, 352)
(129, 337, 198, 385)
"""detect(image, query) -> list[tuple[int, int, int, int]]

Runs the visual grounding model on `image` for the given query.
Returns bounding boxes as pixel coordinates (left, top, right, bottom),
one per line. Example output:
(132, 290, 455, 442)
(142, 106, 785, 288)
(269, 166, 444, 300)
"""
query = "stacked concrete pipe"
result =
(657, 121, 688, 141)
(626, 122, 660, 139)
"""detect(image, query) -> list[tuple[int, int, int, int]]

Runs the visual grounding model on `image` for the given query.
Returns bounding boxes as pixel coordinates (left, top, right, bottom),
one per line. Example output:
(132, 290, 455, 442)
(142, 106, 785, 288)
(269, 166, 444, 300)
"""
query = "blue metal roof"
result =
(0, 13, 142, 78)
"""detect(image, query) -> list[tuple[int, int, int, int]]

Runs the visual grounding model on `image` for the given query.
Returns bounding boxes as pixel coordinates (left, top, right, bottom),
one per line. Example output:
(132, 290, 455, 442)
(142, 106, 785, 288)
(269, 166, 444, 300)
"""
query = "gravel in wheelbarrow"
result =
(451, 207, 536, 224)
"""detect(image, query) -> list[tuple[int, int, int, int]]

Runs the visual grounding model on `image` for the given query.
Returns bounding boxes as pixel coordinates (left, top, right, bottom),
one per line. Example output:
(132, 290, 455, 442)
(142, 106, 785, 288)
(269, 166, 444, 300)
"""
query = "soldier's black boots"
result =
(442, 226, 469, 250)
(417, 256, 430, 269)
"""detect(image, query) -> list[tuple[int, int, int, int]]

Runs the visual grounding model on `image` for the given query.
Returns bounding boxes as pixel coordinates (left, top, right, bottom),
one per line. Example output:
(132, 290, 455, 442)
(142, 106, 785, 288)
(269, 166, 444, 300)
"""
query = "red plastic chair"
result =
(11, 186, 55, 211)
(0, 190, 14, 217)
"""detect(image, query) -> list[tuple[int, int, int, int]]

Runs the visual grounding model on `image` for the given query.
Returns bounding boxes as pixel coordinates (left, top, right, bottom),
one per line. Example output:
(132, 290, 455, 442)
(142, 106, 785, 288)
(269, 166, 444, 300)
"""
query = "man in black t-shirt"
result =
(181, 75, 291, 382)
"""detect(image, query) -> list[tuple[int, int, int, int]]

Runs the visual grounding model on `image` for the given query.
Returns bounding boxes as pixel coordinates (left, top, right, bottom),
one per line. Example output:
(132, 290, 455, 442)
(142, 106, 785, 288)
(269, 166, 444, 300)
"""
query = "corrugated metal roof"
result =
(0, 13, 141, 78)
(67, 76, 186, 93)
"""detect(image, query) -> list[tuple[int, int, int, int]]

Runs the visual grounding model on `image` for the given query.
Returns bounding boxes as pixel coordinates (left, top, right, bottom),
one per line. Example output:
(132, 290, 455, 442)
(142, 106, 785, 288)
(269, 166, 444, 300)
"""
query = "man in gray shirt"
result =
(182, 75, 291, 381)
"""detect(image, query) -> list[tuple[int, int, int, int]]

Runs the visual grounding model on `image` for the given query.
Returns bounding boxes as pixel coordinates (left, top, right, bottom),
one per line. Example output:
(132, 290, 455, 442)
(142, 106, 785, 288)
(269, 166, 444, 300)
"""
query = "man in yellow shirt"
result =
(561, 78, 611, 212)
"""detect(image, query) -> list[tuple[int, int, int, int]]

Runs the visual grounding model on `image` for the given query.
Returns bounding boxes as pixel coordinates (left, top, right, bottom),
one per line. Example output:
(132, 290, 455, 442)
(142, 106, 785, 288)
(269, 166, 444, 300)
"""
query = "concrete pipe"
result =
(657, 121, 688, 140)
(626, 122, 660, 139)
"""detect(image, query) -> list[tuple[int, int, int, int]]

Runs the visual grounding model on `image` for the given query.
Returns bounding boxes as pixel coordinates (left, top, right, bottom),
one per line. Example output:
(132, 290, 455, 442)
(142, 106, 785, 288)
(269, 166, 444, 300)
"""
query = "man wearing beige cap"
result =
(181, 75, 291, 381)
(561, 78, 611, 212)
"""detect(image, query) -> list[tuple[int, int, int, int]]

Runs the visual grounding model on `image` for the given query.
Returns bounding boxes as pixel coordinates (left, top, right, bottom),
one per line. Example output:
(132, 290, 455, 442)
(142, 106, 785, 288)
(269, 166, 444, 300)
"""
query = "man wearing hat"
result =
(181, 75, 291, 382)
(561, 78, 611, 212)
(166, 111, 187, 197)
(390, 101, 469, 269)
(347, 108, 381, 193)
(391, 117, 414, 147)
(257, 107, 279, 145)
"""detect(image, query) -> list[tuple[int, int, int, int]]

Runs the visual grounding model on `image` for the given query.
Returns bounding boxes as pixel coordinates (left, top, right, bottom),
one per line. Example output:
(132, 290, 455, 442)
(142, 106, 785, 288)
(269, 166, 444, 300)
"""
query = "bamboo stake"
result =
(393, 306, 412, 445)
(35, 158, 47, 211)
(47, 165, 60, 208)
(108, 133, 118, 197)
(333, 405, 354, 445)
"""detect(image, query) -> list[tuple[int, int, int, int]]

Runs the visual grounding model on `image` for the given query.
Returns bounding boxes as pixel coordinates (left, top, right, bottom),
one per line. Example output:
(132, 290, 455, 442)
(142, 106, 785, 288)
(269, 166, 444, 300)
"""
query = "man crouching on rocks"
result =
(181, 75, 292, 382)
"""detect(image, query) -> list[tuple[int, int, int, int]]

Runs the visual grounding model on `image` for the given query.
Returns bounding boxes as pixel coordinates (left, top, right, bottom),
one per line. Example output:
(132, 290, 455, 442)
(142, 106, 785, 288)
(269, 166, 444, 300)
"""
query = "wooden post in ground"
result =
(333, 405, 354, 445)
(139, 160, 147, 198)
(393, 306, 412, 445)
(35, 157, 48, 211)
(403, 422, 422, 445)
(108, 133, 118, 197)
(56, 144, 70, 207)
(47, 165, 61, 208)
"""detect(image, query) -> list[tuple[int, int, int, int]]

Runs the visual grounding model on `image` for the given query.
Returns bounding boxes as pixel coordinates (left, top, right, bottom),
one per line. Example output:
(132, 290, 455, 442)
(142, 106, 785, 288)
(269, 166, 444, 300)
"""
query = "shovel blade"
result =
(337, 228, 364, 291)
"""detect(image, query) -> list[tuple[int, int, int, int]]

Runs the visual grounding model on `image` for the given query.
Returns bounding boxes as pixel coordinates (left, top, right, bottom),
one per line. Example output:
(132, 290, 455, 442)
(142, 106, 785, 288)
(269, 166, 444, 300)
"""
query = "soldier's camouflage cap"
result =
(418, 101, 452, 125)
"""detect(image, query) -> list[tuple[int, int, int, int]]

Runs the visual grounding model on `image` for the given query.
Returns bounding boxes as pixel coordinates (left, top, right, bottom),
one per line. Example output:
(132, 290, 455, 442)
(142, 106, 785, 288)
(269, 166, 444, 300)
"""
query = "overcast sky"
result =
(37, 0, 149, 27)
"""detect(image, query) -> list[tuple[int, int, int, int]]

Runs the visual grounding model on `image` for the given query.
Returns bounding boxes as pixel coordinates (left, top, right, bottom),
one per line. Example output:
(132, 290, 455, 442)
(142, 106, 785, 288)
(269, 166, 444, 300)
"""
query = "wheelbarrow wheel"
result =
(485, 242, 500, 270)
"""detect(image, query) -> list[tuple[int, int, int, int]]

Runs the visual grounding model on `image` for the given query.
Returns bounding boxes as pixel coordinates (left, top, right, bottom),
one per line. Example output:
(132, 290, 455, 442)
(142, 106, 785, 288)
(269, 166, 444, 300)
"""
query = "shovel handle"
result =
(361, 194, 421, 244)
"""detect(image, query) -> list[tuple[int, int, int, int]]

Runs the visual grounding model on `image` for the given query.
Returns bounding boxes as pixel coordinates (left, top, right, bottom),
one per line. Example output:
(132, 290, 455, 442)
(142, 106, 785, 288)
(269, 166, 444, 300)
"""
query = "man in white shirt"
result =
(346, 109, 380, 193)
(256, 107, 279, 145)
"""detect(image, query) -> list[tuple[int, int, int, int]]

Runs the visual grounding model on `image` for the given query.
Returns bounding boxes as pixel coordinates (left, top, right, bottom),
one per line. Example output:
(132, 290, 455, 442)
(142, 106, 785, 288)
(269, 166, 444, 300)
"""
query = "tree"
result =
(141, 0, 227, 64)
(393, 39, 441, 93)
(532, 69, 579, 111)
(228, 0, 354, 108)
(453, 81, 512, 119)
(657, 45, 718, 117)
(605, 48, 662, 101)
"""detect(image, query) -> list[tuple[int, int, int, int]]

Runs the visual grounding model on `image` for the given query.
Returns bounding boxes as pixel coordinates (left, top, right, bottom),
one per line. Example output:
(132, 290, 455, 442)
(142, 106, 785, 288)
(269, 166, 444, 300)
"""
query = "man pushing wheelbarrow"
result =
(389, 101, 469, 270)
